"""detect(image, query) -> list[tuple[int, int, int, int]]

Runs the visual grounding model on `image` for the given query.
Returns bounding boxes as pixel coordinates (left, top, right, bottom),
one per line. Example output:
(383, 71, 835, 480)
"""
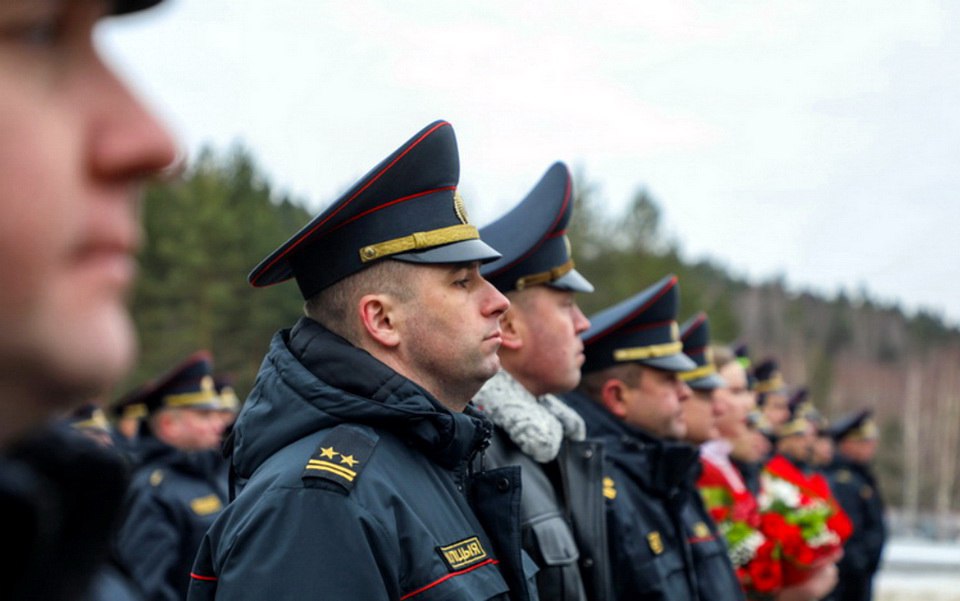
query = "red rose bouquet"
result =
(698, 460, 782, 596)
(757, 455, 852, 586)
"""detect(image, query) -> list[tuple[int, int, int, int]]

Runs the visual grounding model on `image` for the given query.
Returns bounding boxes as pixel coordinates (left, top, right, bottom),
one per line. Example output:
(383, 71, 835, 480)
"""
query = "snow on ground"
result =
(876, 538, 960, 601)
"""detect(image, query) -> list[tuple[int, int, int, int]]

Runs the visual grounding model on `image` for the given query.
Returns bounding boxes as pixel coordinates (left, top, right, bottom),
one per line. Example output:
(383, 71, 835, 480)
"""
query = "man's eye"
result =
(454, 278, 470, 288)
(1, 20, 60, 47)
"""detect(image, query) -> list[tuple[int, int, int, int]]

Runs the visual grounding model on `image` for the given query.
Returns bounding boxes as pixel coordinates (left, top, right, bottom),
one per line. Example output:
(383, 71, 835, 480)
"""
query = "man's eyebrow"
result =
(446, 261, 478, 272)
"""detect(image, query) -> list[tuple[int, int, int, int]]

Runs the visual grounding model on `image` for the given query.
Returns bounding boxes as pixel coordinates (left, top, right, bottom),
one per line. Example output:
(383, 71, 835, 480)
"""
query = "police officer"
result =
(0, 1, 176, 599)
(111, 393, 149, 445)
(115, 351, 230, 601)
(188, 121, 537, 601)
(824, 410, 887, 601)
(564, 275, 742, 601)
(676, 313, 746, 600)
(753, 359, 791, 430)
(64, 403, 116, 448)
(473, 162, 610, 601)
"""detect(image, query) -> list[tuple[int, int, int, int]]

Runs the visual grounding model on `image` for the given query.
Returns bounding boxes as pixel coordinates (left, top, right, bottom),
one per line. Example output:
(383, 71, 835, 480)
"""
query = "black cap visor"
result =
(392, 238, 501, 265)
(639, 352, 698, 373)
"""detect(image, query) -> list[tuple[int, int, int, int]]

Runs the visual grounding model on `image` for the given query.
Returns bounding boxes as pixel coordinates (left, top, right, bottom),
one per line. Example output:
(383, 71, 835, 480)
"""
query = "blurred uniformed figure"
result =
(0, 1, 176, 599)
(771, 390, 818, 471)
(823, 410, 887, 601)
(803, 392, 834, 471)
(64, 403, 116, 448)
(752, 359, 790, 430)
(188, 122, 537, 601)
(115, 351, 230, 601)
(473, 163, 610, 601)
(213, 375, 241, 433)
(565, 275, 743, 601)
(676, 313, 746, 600)
(111, 390, 149, 445)
(730, 410, 773, 497)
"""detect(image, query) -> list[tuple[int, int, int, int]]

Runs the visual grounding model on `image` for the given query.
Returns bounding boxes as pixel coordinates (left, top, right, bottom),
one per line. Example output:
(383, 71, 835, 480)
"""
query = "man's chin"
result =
(45, 311, 137, 403)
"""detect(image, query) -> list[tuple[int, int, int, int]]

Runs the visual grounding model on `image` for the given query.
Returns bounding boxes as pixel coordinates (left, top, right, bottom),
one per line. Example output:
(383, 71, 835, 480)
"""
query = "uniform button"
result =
(581, 557, 594, 568)
(497, 477, 510, 491)
(583, 448, 594, 459)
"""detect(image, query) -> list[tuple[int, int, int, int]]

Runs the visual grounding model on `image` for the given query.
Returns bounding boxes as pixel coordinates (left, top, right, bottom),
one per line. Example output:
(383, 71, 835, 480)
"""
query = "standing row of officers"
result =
(70, 121, 887, 601)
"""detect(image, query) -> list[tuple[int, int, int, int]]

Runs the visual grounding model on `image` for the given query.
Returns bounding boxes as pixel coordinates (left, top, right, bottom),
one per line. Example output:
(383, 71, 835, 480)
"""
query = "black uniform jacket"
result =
(484, 426, 611, 601)
(825, 455, 887, 576)
(188, 318, 537, 601)
(1, 428, 134, 601)
(564, 391, 744, 601)
(115, 432, 229, 601)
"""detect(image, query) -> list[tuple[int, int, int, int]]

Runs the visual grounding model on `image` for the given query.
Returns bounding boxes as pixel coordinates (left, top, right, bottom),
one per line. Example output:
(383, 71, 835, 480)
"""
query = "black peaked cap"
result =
(249, 121, 500, 298)
(480, 162, 593, 293)
(829, 409, 878, 441)
(126, 350, 220, 414)
(753, 358, 785, 395)
(582, 275, 696, 373)
(679, 312, 725, 390)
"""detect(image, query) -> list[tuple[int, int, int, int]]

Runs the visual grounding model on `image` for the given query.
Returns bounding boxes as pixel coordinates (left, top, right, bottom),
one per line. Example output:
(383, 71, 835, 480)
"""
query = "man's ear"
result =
(498, 307, 524, 351)
(600, 379, 628, 420)
(357, 293, 401, 348)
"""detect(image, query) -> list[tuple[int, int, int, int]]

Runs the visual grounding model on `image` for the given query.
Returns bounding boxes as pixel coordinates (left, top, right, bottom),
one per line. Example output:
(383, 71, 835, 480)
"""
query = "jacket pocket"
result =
(529, 514, 580, 566)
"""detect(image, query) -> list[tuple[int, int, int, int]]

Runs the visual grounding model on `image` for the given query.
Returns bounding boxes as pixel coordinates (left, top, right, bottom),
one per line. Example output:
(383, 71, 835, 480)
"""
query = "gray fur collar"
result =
(473, 370, 586, 463)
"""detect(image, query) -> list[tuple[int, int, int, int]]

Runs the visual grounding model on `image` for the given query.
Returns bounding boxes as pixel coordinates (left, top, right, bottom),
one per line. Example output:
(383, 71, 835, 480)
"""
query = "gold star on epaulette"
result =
(301, 426, 379, 493)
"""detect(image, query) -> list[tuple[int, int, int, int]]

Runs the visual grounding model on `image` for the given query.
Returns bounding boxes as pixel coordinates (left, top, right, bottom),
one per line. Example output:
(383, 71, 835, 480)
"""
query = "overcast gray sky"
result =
(101, 1, 960, 325)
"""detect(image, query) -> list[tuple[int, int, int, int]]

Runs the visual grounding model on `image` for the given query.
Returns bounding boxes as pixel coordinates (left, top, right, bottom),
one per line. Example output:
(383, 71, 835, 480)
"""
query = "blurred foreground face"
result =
(0, 0, 176, 442)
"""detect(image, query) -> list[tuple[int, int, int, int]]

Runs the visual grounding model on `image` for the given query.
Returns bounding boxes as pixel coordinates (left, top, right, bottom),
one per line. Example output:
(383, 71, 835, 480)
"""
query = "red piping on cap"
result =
(586, 275, 678, 344)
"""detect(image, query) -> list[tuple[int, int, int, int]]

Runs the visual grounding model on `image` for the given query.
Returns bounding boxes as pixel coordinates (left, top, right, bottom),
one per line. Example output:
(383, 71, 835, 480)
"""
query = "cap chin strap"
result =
(358, 224, 479, 263)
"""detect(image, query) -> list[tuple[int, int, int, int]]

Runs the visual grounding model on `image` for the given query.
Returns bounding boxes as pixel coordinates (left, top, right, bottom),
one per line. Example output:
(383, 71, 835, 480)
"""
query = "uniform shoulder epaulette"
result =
(301, 425, 379, 493)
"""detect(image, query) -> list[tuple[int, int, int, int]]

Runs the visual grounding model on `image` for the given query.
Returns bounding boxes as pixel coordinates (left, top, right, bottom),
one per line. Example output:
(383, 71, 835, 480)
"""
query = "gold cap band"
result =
(514, 258, 575, 290)
(754, 374, 784, 394)
(163, 389, 219, 409)
(71, 410, 111, 432)
(679, 363, 717, 382)
(359, 224, 479, 263)
(613, 341, 683, 362)
(121, 403, 147, 420)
